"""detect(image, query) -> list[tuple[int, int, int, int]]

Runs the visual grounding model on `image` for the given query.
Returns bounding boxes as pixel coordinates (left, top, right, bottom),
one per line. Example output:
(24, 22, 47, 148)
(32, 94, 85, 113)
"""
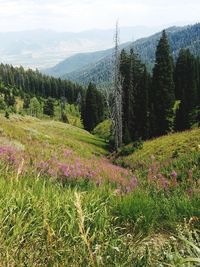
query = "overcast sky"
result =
(0, 0, 199, 32)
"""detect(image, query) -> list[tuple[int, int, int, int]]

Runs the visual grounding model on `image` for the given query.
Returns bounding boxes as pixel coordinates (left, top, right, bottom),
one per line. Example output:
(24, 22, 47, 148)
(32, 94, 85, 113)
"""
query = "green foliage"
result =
(4, 110, 9, 119)
(118, 140, 143, 157)
(23, 95, 30, 109)
(61, 111, 69, 123)
(43, 97, 55, 117)
(82, 83, 105, 132)
(0, 63, 84, 104)
(92, 119, 112, 140)
(167, 100, 181, 133)
(0, 97, 6, 110)
(175, 49, 199, 131)
(120, 49, 151, 143)
(152, 30, 175, 136)
(29, 97, 41, 117)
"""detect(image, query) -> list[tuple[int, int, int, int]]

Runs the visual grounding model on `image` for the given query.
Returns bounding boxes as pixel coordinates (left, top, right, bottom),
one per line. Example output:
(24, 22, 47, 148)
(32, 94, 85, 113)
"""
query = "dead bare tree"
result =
(100, 21, 123, 150)
(112, 21, 123, 150)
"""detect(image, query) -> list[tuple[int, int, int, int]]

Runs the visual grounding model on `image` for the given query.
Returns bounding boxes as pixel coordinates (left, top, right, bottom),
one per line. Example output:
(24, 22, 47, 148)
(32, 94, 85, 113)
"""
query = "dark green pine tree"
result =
(120, 49, 151, 143)
(96, 90, 105, 125)
(23, 95, 31, 109)
(193, 56, 200, 126)
(82, 83, 104, 132)
(152, 30, 175, 136)
(120, 49, 131, 144)
(175, 49, 198, 130)
(138, 65, 151, 139)
(43, 97, 55, 117)
(128, 49, 138, 142)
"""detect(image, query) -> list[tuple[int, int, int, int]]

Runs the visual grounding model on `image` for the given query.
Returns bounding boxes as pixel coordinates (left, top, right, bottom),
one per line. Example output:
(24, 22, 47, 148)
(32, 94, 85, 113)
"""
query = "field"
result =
(0, 114, 200, 266)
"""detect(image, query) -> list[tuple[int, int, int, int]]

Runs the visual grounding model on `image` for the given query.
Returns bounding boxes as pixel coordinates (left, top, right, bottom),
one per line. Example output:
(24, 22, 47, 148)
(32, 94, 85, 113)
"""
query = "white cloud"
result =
(0, 0, 199, 32)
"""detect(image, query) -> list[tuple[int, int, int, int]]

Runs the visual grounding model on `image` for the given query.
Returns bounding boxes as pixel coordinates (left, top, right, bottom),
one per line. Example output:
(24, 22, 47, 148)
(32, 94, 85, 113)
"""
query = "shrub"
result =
(118, 139, 143, 157)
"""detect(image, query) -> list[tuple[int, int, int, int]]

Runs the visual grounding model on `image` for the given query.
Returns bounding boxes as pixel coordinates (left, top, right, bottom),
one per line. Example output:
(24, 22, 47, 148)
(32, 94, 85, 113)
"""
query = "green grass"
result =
(0, 114, 108, 158)
(114, 188, 200, 233)
(0, 176, 147, 266)
(0, 115, 199, 265)
(116, 128, 200, 171)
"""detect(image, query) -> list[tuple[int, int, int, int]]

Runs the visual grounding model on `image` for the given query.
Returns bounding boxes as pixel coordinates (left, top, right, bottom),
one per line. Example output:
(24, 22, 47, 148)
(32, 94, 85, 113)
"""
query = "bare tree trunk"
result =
(100, 22, 123, 151)
(112, 21, 123, 150)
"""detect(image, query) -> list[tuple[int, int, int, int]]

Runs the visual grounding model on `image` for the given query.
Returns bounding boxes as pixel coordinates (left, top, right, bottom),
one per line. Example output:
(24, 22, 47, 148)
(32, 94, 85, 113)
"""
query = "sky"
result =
(0, 0, 199, 32)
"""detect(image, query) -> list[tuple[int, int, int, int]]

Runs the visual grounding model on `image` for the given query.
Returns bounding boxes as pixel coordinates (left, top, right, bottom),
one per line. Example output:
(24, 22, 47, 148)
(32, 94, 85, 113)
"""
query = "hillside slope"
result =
(0, 114, 107, 157)
(0, 114, 135, 187)
(0, 115, 199, 265)
(61, 23, 200, 86)
(116, 128, 200, 177)
(43, 42, 130, 78)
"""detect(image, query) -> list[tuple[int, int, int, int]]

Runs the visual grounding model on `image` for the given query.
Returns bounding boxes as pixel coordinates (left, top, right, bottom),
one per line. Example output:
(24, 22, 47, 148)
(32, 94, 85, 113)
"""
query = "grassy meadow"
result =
(0, 114, 199, 266)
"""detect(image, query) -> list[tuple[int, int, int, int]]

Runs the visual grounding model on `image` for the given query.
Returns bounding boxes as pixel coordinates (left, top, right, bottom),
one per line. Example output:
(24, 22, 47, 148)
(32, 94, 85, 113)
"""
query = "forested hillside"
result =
(0, 62, 107, 132)
(0, 64, 84, 103)
(43, 47, 121, 78)
(61, 23, 200, 86)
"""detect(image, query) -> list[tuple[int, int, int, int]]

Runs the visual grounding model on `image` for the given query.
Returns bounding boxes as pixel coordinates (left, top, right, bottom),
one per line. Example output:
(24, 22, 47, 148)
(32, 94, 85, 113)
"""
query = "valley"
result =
(0, 1, 199, 265)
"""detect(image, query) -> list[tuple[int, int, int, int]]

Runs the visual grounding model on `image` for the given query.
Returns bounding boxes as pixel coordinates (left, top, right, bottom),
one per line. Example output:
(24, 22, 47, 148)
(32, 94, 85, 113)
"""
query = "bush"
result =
(61, 112, 69, 123)
(5, 110, 9, 119)
(92, 119, 112, 141)
(118, 139, 143, 157)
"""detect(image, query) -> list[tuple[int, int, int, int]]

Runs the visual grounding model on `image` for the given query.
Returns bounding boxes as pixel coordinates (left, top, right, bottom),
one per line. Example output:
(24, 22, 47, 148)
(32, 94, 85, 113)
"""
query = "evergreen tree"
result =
(43, 97, 55, 117)
(120, 49, 131, 144)
(23, 95, 30, 109)
(4, 90, 16, 107)
(174, 49, 198, 130)
(5, 110, 9, 119)
(151, 30, 175, 136)
(138, 66, 151, 139)
(120, 49, 150, 143)
(82, 83, 104, 132)
(0, 63, 84, 104)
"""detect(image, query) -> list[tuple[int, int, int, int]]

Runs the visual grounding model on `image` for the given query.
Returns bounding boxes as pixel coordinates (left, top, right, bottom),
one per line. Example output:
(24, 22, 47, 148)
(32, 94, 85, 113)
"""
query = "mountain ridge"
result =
(0, 26, 160, 69)
(46, 23, 200, 86)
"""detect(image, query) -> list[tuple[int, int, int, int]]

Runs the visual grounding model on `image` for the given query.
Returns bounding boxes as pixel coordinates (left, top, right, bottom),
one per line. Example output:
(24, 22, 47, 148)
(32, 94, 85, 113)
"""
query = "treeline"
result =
(0, 64, 84, 104)
(0, 63, 107, 128)
(0, 30, 199, 142)
(120, 30, 200, 144)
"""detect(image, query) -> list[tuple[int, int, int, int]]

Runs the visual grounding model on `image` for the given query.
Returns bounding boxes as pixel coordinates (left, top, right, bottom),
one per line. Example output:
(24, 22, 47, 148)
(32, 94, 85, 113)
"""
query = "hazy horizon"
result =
(0, 0, 199, 32)
(0, 0, 199, 69)
(0, 21, 197, 34)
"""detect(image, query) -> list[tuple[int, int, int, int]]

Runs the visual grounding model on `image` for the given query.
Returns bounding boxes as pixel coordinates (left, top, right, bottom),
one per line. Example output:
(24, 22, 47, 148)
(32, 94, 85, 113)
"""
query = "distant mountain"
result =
(0, 26, 160, 69)
(43, 42, 131, 78)
(57, 23, 200, 86)
(43, 48, 115, 78)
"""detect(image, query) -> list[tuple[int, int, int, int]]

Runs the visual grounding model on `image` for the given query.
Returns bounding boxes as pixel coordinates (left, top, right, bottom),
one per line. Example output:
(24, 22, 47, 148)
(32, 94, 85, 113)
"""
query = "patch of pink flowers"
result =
(37, 148, 137, 191)
(0, 145, 26, 179)
(0, 146, 22, 168)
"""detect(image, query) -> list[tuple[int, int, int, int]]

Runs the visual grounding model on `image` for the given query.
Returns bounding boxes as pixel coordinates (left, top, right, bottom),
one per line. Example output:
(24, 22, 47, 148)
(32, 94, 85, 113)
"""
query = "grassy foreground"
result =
(0, 115, 199, 266)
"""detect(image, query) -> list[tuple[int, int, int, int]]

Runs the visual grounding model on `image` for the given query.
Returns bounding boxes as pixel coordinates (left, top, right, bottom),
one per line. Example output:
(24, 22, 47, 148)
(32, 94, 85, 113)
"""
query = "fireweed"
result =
(0, 145, 197, 195)
(0, 146, 24, 171)
(146, 156, 197, 194)
(36, 149, 138, 191)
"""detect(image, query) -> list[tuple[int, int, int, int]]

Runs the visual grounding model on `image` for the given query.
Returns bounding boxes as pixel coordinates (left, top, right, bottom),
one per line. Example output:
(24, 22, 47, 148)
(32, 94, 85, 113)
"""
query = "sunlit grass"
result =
(0, 114, 199, 265)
